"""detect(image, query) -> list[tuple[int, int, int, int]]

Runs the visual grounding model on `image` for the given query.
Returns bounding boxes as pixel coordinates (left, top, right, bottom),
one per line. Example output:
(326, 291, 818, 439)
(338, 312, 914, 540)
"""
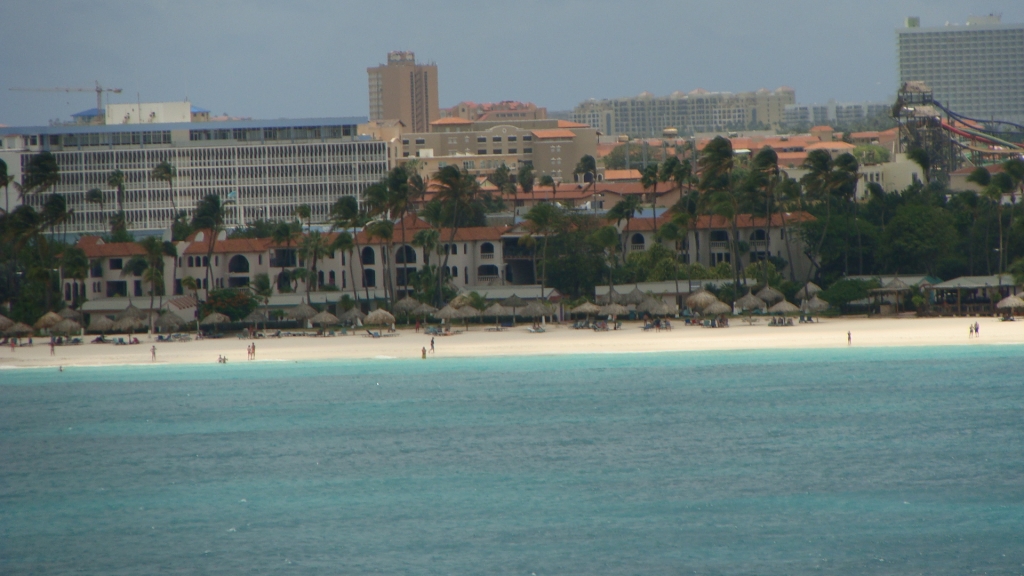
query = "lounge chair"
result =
(527, 326, 545, 333)
(364, 330, 381, 338)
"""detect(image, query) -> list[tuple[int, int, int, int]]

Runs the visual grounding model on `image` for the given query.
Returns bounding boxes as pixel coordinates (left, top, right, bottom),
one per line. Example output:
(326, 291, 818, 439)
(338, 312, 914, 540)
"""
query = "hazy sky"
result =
(3, 0, 1023, 126)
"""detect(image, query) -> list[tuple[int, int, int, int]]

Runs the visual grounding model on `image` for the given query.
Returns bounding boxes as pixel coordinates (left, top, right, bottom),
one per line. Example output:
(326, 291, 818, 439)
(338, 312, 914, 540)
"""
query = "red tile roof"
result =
(556, 120, 589, 128)
(76, 236, 145, 258)
(531, 128, 577, 140)
(183, 237, 271, 255)
(624, 211, 815, 231)
(431, 117, 472, 125)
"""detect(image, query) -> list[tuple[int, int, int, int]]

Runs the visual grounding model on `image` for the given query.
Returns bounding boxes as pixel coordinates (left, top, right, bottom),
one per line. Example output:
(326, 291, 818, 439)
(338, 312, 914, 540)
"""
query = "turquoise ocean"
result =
(1, 345, 1023, 574)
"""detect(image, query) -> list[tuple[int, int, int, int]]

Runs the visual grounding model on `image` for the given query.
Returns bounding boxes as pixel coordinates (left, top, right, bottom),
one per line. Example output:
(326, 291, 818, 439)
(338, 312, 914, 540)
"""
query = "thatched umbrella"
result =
(596, 287, 623, 305)
(155, 311, 185, 331)
(702, 300, 732, 316)
(686, 289, 717, 311)
(87, 316, 115, 334)
(520, 300, 549, 318)
(364, 309, 396, 326)
(650, 300, 677, 316)
(310, 310, 339, 332)
(339, 306, 368, 324)
(58, 308, 84, 321)
(0, 313, 13, 331)
(287, 302, 318, 323)
(802, 295, 829, 313)
(501, 294, 526, 324)
(599, 303, 629, 317)
(635, 297, 663, 314)
(52, 318, 82, 335)
(113, 315, 146, 335)
(734, 292, 767, 312)
(393, 295, 421, 316)
(622, 286, 646, 306)
(482, 303, 510, 317)
(571, 302, 601, 315)
(5, 322, 33, 336)
(34, 311, 63, 330)
(432, 305, 461, 321)
(449, 294, 473, 309)
(117, 303, 146, 320)
(768, 300, 800, 314)
(795, 282, 822, 300)
(242, 309, 267, 324)
(755, 286, 784, 305)
(199, 312, 231, 334)
(996, 294, 1024, 310)
(410, 302, 437, 319)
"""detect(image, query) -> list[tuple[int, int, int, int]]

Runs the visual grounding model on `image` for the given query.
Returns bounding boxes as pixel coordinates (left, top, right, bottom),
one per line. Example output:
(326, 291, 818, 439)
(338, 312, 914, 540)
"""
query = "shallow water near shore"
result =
(2, 346, 1023, 574)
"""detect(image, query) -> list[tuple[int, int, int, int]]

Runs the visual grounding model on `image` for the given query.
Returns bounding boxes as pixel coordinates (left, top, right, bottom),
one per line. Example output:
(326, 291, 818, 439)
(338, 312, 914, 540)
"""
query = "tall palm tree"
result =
(775, 177, 802, 281)
(152, 161, 176, 210)
(294, 204, 312, 234)
(137, 236, 165, 332)
(608, 195, 643, 264)
(365, 220, 395, 304)
(800, 149, 837, 283)
(588, 224, 620, 295)
(523, 202, 561, 297)
(699, 136, 741, 286)
(0, 158, 11, 214)
(108, 169, 127, 227)
(574, 154, 597, 191)
(85, 188, 105, 215)
(641, 162, 661, 234)
(331, 231, 358, 303)
(190, 194, 225, 295)
(271, 220, 301, 292)
(250, 273, 273, 333)
(538, 174, 557, 202)
(298, 230, 331, 299)
(518, 165, 534, 204)
(21, 152, 61, 201)
(748, 148, 781, 286)
(330, 195, 371, 303)
(60, 245, 89, 309)
(655, 219, 687, 307)
(430, 165, 479, 305)
(162, 241, 178, 296)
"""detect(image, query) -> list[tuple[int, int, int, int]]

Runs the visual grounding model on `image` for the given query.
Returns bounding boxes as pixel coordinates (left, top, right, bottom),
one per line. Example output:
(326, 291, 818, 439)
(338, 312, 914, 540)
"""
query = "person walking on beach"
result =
(151, 345, 156, 361)
(847, 331, 852, 346)
(969, 324, 974, 339)
(430, 337, 435, 354)
(251, 343, 255, 360)
(50, 341, 55, 356)
(974, 321, 980, 337)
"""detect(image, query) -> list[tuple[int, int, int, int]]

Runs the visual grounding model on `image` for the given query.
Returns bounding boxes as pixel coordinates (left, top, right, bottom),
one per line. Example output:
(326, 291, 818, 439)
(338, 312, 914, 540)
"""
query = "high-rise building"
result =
(367, 51, 440, 132)
(783, 100, 890, 127)
(897, 15, 1024, 123)
(0, 114, 385, 235)
(572, 88, 795, 137)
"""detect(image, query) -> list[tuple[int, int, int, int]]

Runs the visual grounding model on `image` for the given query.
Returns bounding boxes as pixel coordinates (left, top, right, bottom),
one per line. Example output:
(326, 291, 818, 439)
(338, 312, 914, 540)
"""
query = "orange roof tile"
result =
(805, 141, 856, 151)
(431, 117, 473, 125)
(531, 128, 577, 140)
(76, 236, 146, 258)
(183, 237, 271, 255)
(603, 169, 642, 181)
(557, 120, 589, 128)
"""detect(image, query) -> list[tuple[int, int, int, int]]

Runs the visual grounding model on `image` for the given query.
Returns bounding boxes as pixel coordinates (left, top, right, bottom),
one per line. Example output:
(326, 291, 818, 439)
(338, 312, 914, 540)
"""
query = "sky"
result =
(3, 0, 1024, 126)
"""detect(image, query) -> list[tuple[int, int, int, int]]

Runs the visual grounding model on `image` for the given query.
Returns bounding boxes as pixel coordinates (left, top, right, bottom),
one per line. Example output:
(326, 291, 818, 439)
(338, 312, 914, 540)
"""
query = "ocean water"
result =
(1, 346, 1023, 575)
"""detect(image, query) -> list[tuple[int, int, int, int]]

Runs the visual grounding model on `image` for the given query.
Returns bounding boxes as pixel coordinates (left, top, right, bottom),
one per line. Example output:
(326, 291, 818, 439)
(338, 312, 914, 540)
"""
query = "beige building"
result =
(441, 101, 547, 122)
(367, 51, 440, 133)
(397, 118, 597, 180)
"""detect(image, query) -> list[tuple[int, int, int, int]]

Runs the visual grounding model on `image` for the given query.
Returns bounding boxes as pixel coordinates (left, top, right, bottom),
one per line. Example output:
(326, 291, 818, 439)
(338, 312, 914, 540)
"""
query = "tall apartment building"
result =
(783, 100, 890, 127)
(572, 87, 795, 137)
(0, 114, 386, 235)
(367, 51, 440, 133)
(897, 15, 1024, 123)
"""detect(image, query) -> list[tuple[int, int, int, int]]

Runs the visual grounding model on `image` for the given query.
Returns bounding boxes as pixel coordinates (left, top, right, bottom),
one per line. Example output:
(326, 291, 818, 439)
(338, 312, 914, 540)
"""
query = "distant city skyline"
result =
(2, 0, 1024, 126)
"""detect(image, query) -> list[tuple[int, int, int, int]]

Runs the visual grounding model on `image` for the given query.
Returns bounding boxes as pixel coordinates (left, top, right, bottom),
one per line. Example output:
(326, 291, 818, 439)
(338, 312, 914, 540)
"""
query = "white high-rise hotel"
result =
(0, 110, 387, 235)
(897, 15, 1024, 123)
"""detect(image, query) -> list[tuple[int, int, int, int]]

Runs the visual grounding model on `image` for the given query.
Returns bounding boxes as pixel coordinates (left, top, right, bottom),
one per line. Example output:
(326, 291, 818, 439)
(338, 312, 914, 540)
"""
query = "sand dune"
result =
(2, 316, 1020, 370)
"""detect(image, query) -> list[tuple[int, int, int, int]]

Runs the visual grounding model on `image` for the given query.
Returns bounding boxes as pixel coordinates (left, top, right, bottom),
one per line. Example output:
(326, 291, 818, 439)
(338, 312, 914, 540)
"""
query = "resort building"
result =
(572, 87, 795, 137)
(897, 15, 1024, 123)
(367, 51, 440, 133)
(441, 101, 547, 122)
(396, 118, 597, 181)
(0, 115, 385, 235)
(782, 100, 890, 128)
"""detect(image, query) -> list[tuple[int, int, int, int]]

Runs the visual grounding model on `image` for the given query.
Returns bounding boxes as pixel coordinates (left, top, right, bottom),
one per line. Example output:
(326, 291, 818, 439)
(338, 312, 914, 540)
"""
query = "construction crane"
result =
(8, 80, 123, 116)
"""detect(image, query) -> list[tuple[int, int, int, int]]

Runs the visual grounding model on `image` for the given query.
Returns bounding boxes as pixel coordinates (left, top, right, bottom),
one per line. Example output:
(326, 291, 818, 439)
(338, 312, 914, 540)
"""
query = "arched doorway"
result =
(228, 255, 249, 273)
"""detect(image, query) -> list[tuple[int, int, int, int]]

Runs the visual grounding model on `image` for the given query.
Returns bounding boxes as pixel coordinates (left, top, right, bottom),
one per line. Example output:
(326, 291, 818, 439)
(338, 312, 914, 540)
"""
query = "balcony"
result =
(630, 244, 646, 252)
(477, 275, 499, 283)
(749, 240, 767, 250)
(709, 241, 729, 249)
(480, 252, 494, 260)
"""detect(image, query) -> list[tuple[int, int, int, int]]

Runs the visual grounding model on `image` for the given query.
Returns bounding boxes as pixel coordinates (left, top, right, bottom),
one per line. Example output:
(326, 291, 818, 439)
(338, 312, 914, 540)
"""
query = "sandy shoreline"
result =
(2, 316, 1021, 370)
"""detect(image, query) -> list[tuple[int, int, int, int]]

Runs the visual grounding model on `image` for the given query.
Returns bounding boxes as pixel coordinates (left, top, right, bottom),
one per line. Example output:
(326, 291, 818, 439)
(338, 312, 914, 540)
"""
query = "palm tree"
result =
(655, 219, 687, 307)
(330, 195, 371, 302)
(181, 276, 200, 333)
(748, 148, 781, 286)
(108, 169, 127, 229)
(298, 230, 331, 299)
(250, 273, 273, 333)
(85, 187, 105, 216)
(294, 204, 312, 234)
(190, 194, 225, 295)
(775, 177, 802, 281)
(608, 195, 643, 264)
(906, 147, 931, 184)
(162, 241, 179, 295)
(271, 220, 301, 292)
(60, 245, 89, 309)
(538, 174, 557, 202)
(523, 202, 561, 297)
(331, 231, 358, 303)
(430, 165, 479, 305)
(152, 161, 176, 210)
(21, 152, 61, 201)
(800, 149, 836, 283)
(137, 236, 165, 332)
(365, 220, 395, 304)
(986, 172, 1014, 275)
(641, 162, 661, 234)
(574, 154, 597, 191)
(588, 224, 620, 295)
(699, 136, 743, 288)
(518, 164, 534, 204)
(0, 158, 11, 214)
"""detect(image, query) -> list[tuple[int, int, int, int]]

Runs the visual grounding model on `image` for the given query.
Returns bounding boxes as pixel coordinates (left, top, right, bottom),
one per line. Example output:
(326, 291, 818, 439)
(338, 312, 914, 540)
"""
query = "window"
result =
(415, 138, 425, 145)
(493, 136, 502, 142)
(523, 135, 532, 141)
(228, 255, 249, 273)
(477, 137, 487, 143)
(188, 256, 194, 267)
(361, 246, 375, 265)
(202, 256, 209, 267)
(523, 148, 532, 154)
(478, 149, 487, 155)
(452, 266, 458, 277)
(493, 149, 502, 154)
(363, 269, 376, 287)
(507, 136, 517, 142)
(508, 148, 517, 154)
(134, 280, 143, 297)
(109, 258, 123, 270)
(402, 139, 409, 145)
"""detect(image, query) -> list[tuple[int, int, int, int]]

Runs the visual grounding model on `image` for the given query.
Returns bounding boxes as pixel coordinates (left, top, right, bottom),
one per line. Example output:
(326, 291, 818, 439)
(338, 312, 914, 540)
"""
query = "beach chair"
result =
(364, 330, 381, 338)
(527, 326, 546, 333)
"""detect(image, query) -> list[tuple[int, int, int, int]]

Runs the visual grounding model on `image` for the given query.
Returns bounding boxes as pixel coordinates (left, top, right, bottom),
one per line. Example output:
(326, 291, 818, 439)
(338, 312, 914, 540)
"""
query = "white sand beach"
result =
(2, 316, 1021, 370)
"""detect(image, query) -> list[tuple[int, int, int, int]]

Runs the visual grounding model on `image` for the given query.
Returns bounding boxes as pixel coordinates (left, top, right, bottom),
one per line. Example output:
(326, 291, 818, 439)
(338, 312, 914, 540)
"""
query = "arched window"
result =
(631, 233, 645, 245)
(480, 242, 495, 255)
(750, 229, 767, 241)
(361, 246, 375, 265)
(363, 269, 376, 287)
(452, 266, 458, 277)
(329, 271, 336, 285)
(228, 255, 249, 273)
(188, 256, 194, 267)
(477, 264, 499, 278)
(396, 245, 416, 264)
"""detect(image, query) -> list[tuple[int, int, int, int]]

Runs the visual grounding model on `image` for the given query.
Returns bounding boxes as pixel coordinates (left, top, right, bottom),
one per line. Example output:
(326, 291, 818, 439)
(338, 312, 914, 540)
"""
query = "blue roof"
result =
(0, 116, 369, 136)
(190, 105, 209, 113)
(71, 108, 103, 117)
